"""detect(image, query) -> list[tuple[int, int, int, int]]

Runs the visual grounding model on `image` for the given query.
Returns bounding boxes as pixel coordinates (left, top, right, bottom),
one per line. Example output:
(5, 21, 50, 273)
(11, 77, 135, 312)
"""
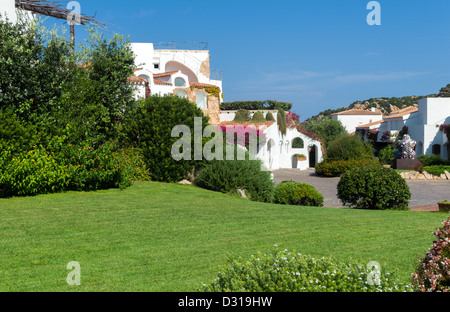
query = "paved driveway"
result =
(272, 169, 450, 210)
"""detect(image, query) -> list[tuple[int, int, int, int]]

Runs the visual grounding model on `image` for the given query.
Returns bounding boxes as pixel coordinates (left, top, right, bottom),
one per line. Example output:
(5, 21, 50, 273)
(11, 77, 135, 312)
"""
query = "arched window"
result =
(138, 75, 150, 82)
(196, 91, 207, 110)
(174, 77, 186, 87)
(175, 90, 187, 99)
(292, 137, 304, 149)
(432, 144, 441, 156)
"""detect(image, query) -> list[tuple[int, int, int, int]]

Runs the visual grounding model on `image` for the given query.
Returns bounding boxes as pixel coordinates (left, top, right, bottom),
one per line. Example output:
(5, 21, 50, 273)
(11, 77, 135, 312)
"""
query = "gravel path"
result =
(272, 169, 450, 211)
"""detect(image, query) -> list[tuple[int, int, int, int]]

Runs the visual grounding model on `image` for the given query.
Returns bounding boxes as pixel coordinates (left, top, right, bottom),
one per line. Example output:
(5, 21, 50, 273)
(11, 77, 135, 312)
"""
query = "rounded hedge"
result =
(274, 181, 323, 207)
(265, 112, 275, 121)
(337, 164, 411, 210)
(233, 109, 251, 123)
(195, 158, 275, 203)
(251, 111, 266, 123)
(201, 248, 412, 292)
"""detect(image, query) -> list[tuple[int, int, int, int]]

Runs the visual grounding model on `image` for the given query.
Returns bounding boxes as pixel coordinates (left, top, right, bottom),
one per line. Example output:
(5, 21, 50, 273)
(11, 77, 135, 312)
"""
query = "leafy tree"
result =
(303, 117, 347, 147)
(126, 95, 210, 183)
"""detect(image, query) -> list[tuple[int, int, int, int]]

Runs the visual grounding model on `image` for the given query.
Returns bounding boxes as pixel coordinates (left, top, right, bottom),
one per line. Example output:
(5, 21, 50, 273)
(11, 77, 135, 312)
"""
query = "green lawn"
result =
(0, 181, 447, 291)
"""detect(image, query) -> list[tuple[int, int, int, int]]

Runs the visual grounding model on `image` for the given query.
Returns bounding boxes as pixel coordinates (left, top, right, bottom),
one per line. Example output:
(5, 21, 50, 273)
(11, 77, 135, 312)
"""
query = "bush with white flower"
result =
(201, 247, 412, 292)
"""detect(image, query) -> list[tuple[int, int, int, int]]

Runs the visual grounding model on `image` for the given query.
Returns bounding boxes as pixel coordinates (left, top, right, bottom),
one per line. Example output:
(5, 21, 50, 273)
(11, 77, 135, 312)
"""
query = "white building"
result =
(219, 111, 323, 170)
(332, 108, 383, 134)
(129, 42, 223, 124)
(356, 98, 450, 159)
(0, 0, 34, 24)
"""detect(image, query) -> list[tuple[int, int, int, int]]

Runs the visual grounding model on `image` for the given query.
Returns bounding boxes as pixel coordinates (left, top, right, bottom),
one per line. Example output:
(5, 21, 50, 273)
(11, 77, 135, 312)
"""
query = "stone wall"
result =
(173, 86, 221, 124)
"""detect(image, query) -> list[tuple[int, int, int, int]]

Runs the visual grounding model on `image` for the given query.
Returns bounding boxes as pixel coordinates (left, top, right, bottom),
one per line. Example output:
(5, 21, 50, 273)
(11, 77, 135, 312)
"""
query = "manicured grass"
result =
(0, 181, 447, 291)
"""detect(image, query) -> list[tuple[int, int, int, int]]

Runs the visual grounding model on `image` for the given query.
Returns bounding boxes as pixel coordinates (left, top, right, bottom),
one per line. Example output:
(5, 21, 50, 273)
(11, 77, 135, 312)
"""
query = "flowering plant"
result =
(220, 125, 267, 148)
(413, 218, 450, 292)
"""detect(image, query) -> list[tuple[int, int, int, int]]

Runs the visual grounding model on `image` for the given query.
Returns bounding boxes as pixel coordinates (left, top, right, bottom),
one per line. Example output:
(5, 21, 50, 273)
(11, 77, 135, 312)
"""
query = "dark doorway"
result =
(309, 145, 317, 168)
(432, 144, 441, 156)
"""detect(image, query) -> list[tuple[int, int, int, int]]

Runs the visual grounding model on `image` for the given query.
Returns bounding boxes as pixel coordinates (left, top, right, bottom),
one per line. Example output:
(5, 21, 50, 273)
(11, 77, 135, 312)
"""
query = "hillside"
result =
(304, 84, 450, 122)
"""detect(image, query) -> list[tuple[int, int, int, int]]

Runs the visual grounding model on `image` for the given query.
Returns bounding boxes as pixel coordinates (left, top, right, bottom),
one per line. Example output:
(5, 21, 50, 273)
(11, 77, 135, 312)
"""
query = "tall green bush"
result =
(126, 95, 210, 183)
(265, 112, 275, 121)
(251, 111, 266, 123)
(277, 109, 287, 136)
(327, 134, 374, 161)
(233, 109, 251, 123)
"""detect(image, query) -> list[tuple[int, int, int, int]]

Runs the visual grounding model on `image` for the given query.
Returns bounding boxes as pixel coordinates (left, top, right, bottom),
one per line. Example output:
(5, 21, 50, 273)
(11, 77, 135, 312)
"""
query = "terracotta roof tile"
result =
(127, 76, 147, 84)
(355, 119, 384, 129)
(383, 107, 418, 119)
(153, 71, 179, 78)
(332, 109, 382, 116)
(154, 78, 172, 86)
(189, 82, 220, 90)
(219, 121, 275, 130)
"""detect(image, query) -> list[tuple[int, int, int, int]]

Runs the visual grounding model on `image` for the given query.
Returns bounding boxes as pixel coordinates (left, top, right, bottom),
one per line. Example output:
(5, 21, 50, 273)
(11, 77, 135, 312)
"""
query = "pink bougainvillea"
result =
(412, 218, 450, 292)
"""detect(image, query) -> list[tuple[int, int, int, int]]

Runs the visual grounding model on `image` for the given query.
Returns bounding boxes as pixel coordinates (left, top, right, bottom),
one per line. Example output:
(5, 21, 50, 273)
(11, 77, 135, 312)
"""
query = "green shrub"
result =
(424, 165, 450, 177)
(379, 145, 395, 165)
(195, 158, 274, 203)
(315, 158, 381, 177)
(274, 181, 323, 207)
(413, 218, 450, 292)
(327, 134, 374, 161)
(251, 111, 266, 123)
(233, 109, 251, 123)
(417, 154, 449, 166)
(201, 248, 412, 292)
(337, 164, 411, 210)
(265, 112, 275, 121)
(126, 95, 210, 183)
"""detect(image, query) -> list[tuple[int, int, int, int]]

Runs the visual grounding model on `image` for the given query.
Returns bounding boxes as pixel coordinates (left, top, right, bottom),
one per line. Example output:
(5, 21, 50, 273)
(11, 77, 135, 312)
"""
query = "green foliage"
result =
(201, 248, 411, 292)
(277, 109, 287, 136)
(265, 112, 275, 121)
(337, 164, 411, 210)
(220, 100, 292, 111)
(413, 218, 450, 292)
(292, 137, 304, 148)
(250, 111, 266, 123)
(274, 181, 323, 207)
(0, 108, 40, 155)
(302, 117, 347, 147)
(378, 145, 395, 165)
(423, 165, 450, 177)
(315, 159, 381, 177)
(233, 109, 251, 123)
(126, 95, 209, 183)
(195, 158, 275, 203)
(326, 134, 374, 161)
(417, 154, 449, 166)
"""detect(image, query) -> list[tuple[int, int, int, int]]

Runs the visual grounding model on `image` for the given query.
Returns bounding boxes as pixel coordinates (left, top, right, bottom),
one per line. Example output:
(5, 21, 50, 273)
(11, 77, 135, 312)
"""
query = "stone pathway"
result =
(272, 169, 450, 211)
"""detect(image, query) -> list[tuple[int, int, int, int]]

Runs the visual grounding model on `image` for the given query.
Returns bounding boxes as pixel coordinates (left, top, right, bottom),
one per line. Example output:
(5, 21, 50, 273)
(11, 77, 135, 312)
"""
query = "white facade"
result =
(332, 109, 383, 134)
(130, 42, 223, 100)
(220, 111, 323, 170)
(0, 0, 17, 23)
(359, 98, 450, 159)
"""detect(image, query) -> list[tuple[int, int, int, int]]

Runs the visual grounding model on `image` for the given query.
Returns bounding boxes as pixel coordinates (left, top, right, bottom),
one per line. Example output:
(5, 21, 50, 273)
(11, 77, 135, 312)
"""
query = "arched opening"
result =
(175, 90, 187, 99)
(165, 61, 198, 82)
(432, 144, 441, 156)
(196, 91, 207, 110)
(267, 139, 275, 169)
(292, 137, 304, 149)
(138, 74, 150, 82)
(309, 145, 317, 168)
(174, 77, 186, 87)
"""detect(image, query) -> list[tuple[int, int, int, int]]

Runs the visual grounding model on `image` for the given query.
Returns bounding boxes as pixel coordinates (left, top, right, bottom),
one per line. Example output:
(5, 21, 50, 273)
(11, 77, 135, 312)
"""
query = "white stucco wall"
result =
(333, 114, 383, 134)
(0, 0, 17, 23)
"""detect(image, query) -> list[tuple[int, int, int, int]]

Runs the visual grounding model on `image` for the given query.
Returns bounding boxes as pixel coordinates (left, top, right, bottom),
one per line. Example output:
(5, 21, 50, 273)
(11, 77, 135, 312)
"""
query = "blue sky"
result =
(43, 0, 450, 120)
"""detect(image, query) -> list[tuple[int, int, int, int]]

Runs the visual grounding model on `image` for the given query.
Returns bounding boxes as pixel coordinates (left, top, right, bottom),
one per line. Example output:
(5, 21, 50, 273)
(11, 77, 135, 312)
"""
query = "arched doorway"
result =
(309, 145, 317, 168)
